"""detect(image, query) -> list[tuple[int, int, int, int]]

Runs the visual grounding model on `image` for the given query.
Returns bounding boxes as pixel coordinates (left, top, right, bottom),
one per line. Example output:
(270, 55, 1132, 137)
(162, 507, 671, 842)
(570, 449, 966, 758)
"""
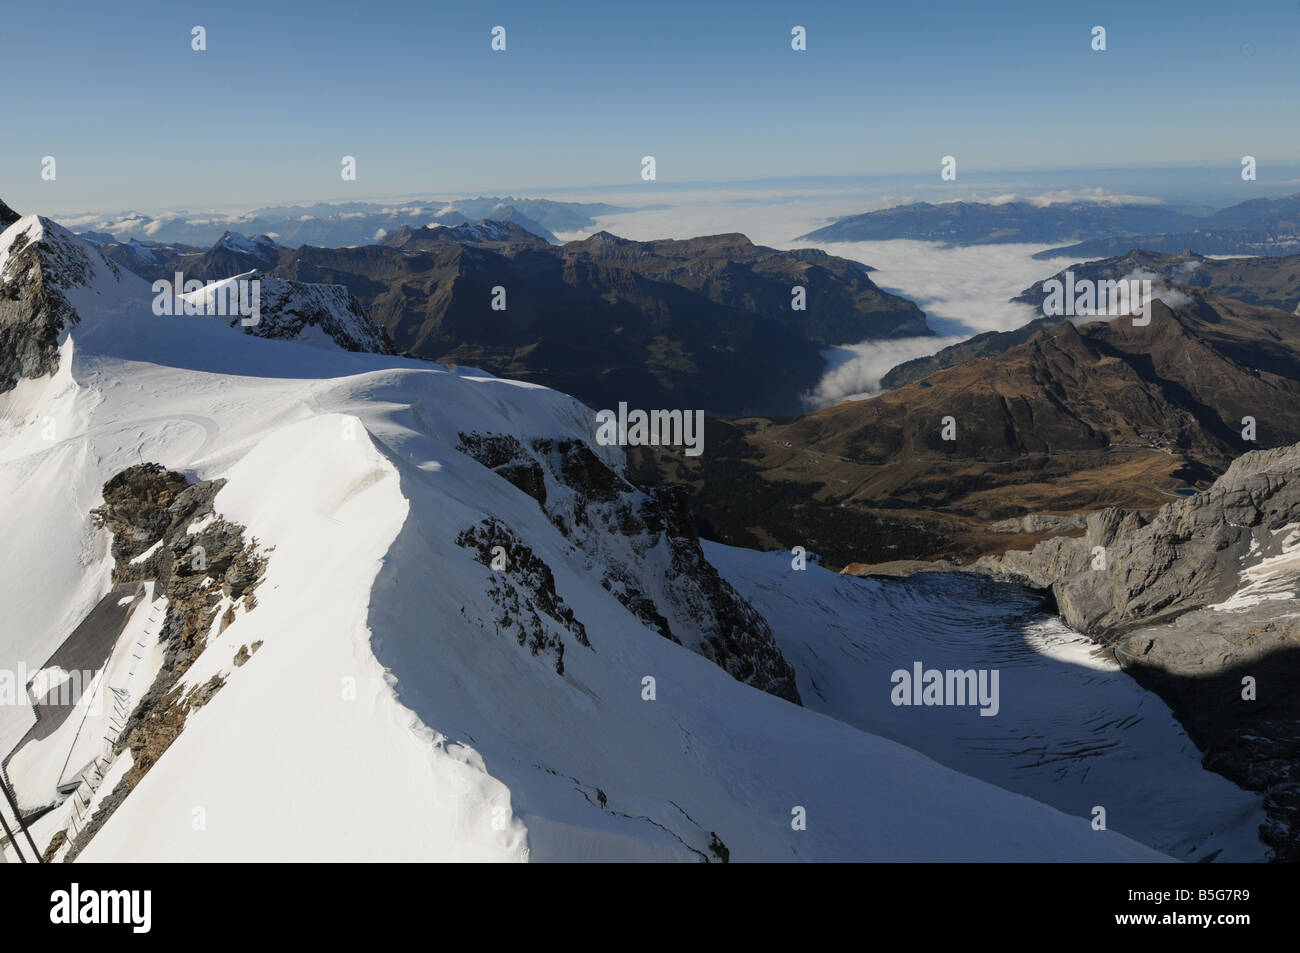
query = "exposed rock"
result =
(0, 216, 116, 391)
(456, 518, 590, 675)
(245, 276, 394, 353)
(458, 431, 801, 703)
(708, 832, 730, 863)
(178, 273, 394, 354)
(42, 829, 66, 862)
(978, 444, 1300, 635)
(271, 230, 925, 418)
(66, 464, 268, 861)
(92, 464, 193, 562)
(989, 513, 1087, 535)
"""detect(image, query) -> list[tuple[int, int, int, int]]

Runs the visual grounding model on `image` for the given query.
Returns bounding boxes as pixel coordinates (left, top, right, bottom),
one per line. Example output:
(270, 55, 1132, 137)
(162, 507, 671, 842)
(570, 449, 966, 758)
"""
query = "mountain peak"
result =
(1, 214, 127, 392)
(581, 230, 629, 245)
(0, 199, 20, 230)
(1, 214, 108, 291)
(215, 231, 279, 255)
(385, 219, 546, 247)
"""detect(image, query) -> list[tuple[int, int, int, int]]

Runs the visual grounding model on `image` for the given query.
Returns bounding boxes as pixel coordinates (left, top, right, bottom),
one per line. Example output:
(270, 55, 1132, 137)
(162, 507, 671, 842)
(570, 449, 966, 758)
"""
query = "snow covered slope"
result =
(0, 211, 1173, 861)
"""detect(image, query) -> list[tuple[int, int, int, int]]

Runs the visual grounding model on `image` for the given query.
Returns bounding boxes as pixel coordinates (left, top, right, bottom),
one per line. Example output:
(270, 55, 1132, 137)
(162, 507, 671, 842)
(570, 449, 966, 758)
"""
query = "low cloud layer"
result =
(801, 335, 965, 408)
(790, 241, 1073, 407)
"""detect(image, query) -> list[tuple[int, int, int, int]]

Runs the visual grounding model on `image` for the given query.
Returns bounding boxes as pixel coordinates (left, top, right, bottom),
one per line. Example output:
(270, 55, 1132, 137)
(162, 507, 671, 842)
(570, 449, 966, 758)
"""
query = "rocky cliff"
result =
(457, 431, 802, 703)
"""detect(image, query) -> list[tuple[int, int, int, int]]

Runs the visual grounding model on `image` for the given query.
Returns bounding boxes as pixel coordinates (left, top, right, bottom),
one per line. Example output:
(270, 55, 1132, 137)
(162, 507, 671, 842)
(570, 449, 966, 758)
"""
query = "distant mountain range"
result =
(98, 225, 929, 417)
(69, 196, 615, 248)
(800, 194, 1300, 258)
(632, 291, 1300, 565)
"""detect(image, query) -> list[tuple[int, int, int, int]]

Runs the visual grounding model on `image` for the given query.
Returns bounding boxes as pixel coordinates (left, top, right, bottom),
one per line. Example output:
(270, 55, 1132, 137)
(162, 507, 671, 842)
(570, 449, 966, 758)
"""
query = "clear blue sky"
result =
(4, 0, 1297, 212)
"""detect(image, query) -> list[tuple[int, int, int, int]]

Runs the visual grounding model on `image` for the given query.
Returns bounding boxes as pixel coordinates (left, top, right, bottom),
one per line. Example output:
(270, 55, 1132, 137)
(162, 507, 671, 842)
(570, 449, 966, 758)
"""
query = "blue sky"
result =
(4, 0, 1298, 212)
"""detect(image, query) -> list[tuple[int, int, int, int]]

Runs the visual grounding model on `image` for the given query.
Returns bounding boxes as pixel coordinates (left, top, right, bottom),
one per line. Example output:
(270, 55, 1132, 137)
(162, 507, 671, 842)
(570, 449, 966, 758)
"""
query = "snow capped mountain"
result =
(62, 197, 607, 248)
(0, 206, 1239, 862)
(176, 271, 394, 354)
(123, 238, 161, 264)
(430, 220, 546, 244)
(215, 231, 279, 258)
(1, 214, 126, 390)
(481, 205, 560, 243)
(382, 220, 548, 249)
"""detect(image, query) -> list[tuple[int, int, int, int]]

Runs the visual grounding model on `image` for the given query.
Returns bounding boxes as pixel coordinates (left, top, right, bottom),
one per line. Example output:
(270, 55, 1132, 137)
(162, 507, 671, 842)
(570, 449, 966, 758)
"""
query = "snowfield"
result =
(0, 213, 1239, 861)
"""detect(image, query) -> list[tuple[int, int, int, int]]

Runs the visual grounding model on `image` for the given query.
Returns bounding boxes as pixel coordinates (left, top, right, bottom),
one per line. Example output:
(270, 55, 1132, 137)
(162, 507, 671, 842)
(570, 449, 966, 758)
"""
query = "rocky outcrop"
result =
(68, 463, 269, 861)
(456, 517, 590, 676)
(243, 276, 393, 353)
(179, 273, 394, 354)
(92, 464, 265, 614)
(977, 443, 1300, 859)
(988, 513, 1087, 535)
(978, 444, 1300, 635)
(0, 215, 118, 391)
(457, 432, 802, 703)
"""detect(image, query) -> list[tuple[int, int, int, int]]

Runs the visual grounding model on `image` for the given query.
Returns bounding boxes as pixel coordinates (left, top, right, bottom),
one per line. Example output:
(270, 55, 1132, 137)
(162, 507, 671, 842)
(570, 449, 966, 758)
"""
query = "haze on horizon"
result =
(5, 0, 1298, 214)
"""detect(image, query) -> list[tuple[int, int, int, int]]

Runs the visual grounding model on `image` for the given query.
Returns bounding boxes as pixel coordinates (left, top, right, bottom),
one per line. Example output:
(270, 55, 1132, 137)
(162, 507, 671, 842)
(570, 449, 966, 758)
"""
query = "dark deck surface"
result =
(3, 582, 145, 768)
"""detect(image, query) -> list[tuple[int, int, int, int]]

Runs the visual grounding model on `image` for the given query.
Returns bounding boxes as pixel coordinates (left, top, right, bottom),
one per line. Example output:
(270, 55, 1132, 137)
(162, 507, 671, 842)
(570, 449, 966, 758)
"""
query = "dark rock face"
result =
(0, 224, 82, 391)
(0, 199, 20, 230)
(457, 431, 802, 704)
(455, 433, 548, 505)
(978, 443, 1300, 859)
(1, 214, 126, 392)
(92, 465, 193, 560)
(239, 277, 394, 354)
(456, 518, 590, 676)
